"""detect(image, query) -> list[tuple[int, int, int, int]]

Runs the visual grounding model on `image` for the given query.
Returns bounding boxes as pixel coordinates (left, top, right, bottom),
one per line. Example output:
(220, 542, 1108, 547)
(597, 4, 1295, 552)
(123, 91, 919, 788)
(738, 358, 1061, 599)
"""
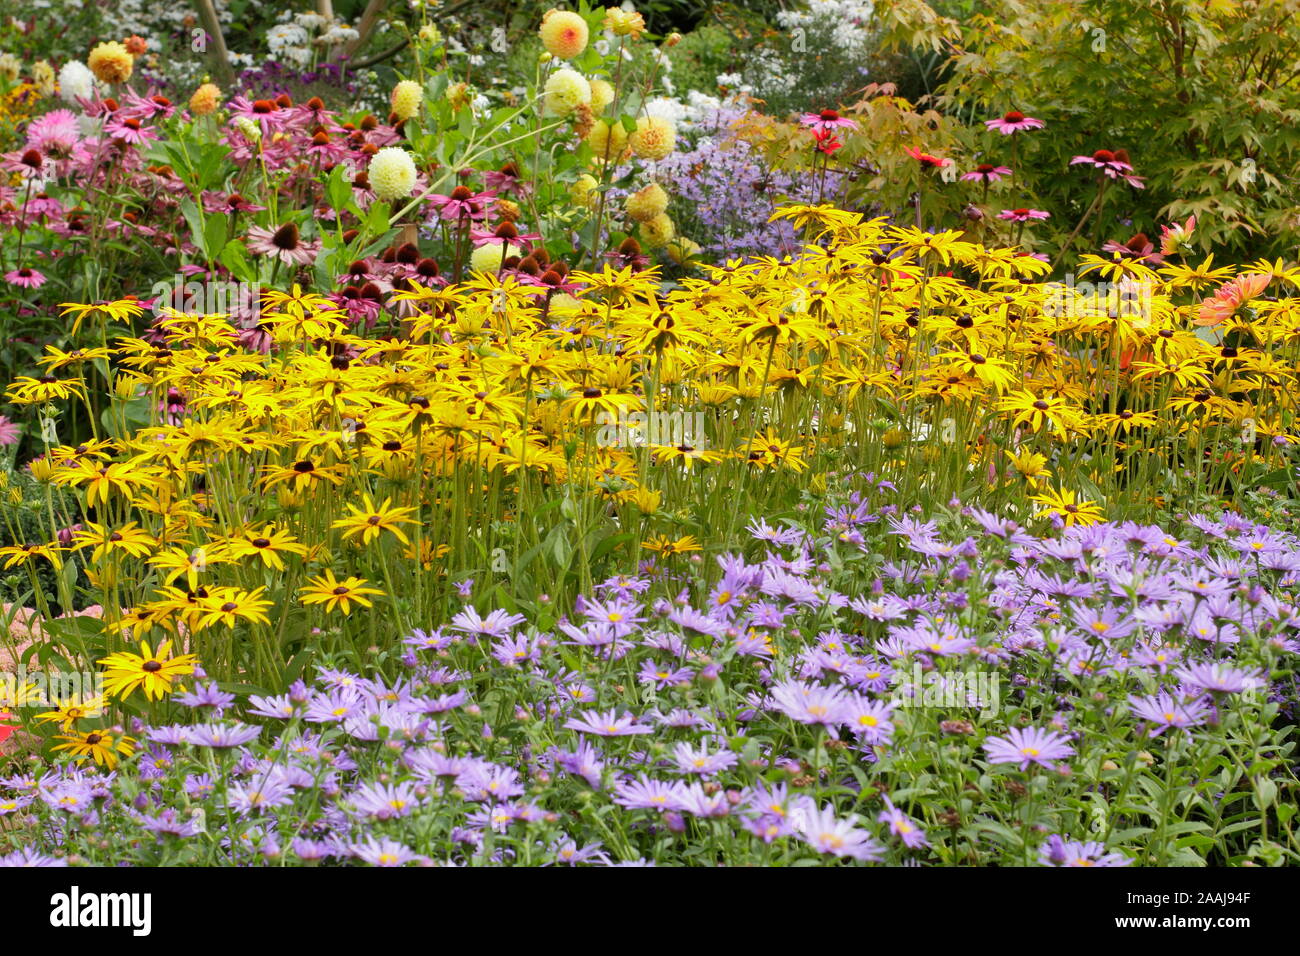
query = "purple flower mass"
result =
(1, 496, 1288, 868)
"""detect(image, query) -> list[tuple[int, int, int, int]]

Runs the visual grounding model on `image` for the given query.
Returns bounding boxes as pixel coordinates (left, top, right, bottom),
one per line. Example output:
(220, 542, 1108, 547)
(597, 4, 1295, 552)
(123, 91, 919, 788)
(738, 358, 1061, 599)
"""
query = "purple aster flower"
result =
(227, 776, 294, 814)
(878, 797, 929, 849)
(184, 773, 215, 798)
(348, 780, 422, 820)
(563, 708, 653, 737)
(1128, 691, 1211, 736)
(0, 846, 67, 866)
(982, 726, 1075, 770)
(793, 801, 884, 862)
(1173, 662, 1264, 694)
(351, 836, 422, 866)
(173, 682, 236, 715)
(675, 782, 731, 818)
(449, 606, 526, 639)
(1038, 834, 1131, 867)
(184, 722, 262, 748)
(671, 741, 739, 776)
(248, 693, 298, 719)
(769, 678, 850, 727)
(456, 762, 525, 802)
(843, 694, 896, 745)
(555, 739, 605, 788)
(612, 774, 683, 811)
(304, 688, 364, 723)
(137, 807, 204, 838)
(548, 838, 611, 866)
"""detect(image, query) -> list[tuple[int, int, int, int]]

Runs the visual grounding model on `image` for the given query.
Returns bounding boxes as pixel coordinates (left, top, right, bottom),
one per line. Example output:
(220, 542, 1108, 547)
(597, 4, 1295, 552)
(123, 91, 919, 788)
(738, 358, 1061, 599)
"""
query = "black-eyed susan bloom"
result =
(5, 374, 87, 404)
(196, 586, 274, 630)
(332, 494, 419, 546)
(1031, 488, 1104, 528)
(98, 640, 199, 702)
(642, 534, 702, 556)
(49, 458, 157, 507)
(34, 696, 107, 732)
(220, 525, 309, 571)
(0, 541, 65, 569)
(262, 457, 347, 493)
(57, 297, 145, 334)
(147, 545, 226, 589)
(52, 729, 136, 770)
(300, 570, 384, 614)
(738, 428, 809, 472)
(71, 522, 157, 562)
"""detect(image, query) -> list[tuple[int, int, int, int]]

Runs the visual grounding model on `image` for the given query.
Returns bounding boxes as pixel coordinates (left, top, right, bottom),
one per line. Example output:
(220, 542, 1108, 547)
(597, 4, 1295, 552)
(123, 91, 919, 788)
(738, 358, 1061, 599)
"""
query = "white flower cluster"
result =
(267, 22, 313, 67)
(775, 0, 877, 57)
(265, 9, 359, 68)
(58, 61, 98, 105)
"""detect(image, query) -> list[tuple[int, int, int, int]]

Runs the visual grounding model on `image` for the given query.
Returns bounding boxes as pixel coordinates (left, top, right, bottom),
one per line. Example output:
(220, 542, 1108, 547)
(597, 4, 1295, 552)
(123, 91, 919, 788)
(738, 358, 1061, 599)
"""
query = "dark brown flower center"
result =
(272, 223, 300, 251)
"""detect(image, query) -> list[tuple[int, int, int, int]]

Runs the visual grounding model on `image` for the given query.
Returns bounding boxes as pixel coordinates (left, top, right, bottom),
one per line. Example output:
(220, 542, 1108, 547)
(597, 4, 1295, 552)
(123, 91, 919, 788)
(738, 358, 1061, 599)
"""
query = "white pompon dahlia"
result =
(369, 147, 418, 202)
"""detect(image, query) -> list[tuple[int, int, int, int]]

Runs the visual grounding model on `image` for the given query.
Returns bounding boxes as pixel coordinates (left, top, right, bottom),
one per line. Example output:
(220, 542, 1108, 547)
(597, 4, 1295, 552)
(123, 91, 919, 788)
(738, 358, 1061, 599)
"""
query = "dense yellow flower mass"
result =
(12, 210, 1300, 685)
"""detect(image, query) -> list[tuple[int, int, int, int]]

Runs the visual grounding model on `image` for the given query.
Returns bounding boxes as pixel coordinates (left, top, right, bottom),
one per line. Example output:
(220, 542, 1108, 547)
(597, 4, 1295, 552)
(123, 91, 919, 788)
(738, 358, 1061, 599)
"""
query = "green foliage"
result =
(0, 467, 84, 617)
(934, 0, 1300, 260)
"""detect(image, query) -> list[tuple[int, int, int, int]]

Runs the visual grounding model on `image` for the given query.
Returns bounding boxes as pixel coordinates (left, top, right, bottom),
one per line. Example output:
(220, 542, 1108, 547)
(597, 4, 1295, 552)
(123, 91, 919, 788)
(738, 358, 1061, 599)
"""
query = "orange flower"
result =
(1194, 273, 1270, 326)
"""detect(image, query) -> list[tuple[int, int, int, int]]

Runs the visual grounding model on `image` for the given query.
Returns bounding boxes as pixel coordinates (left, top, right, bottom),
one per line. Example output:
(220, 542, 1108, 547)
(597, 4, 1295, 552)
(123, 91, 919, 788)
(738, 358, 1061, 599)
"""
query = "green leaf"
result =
(219, 239, 255, 283)
(203, 213, 228, 263)
(325, 163, 351, 213)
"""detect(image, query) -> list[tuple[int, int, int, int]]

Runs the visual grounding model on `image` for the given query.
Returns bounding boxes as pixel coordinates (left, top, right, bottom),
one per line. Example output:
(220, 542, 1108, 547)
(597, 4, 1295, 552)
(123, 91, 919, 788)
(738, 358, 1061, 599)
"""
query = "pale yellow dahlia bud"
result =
(542, 67, 591, 116)
(234, 115, 262, 142)
(585, 119, 628, 162)
(418, 24, 443, 46)
(369, 147, 418, 201)
(603, 7, 645, 38)
(470, 241, 526, 273)
(391, 80, 422, 121)
(445, 81, 471, 111)
(88, 41, 134, 84)
(189, 82, 222, 116)
(0, 53, 20, 83)
(665, 32, 683, 48)
(664, 236, 701, 265)
(539, 9, 589, 60)
(570, 173, 600, 209)
(32, 60, 57, 96)
(639, 212, 675, 249)
(624, 182, 668, 223)
(589, 78, 614, 113)
(496, 198, 521, 222)
(629, 115, 675, 161)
